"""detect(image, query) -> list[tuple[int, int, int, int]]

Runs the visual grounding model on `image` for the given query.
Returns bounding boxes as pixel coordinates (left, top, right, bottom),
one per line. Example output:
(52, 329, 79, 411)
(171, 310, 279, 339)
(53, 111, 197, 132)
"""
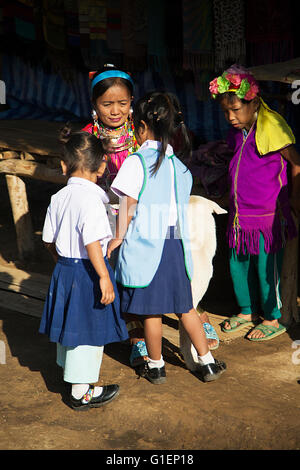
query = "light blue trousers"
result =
(56, 344, 104, 384)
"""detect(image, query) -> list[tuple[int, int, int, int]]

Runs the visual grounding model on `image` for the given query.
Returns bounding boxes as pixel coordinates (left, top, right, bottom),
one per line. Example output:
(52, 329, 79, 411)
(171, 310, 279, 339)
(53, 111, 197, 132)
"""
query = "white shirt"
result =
(110, 140, 178, 226)
(42, 177, 112, 258)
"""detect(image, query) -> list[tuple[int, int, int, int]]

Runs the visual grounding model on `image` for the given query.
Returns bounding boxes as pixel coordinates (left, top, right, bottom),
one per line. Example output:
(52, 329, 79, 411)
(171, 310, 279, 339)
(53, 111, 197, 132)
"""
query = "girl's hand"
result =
(107, 238, 123, 258)
(85, 240, 115, 305)
(99, 275, 115, 305)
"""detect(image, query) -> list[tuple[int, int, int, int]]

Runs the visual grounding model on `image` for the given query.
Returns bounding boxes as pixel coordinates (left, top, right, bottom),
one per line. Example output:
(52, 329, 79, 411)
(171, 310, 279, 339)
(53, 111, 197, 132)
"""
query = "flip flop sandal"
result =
(129, 340, 148, 367)
(203, 322, 219, 350)
(247, 323, 286, 341)
(220, 315, 253, 333)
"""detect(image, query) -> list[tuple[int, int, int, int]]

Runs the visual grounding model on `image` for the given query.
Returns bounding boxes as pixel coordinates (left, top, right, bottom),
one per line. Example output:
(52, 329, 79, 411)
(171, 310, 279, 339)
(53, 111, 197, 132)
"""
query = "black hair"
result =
(59, 123, 108, 177)
(133, 91, 192, 175)
(91, 64, 133, 106)
(216, 91, 259, 105)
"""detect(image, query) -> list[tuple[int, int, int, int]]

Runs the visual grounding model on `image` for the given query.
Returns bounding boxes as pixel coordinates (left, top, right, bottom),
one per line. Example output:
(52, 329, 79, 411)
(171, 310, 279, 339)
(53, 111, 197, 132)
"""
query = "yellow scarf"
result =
(256, 98, 295, 156)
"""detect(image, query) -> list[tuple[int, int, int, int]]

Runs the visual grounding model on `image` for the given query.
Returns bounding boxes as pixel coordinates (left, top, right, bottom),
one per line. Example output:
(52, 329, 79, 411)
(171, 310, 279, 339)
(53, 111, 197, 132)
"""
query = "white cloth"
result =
(42, 177, 112, 258)
(110, 140, 178, 226)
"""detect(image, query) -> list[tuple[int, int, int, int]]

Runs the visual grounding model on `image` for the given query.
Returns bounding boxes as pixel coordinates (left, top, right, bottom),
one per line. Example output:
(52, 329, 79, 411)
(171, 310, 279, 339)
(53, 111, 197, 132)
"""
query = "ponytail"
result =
(133, 92, 191, 176)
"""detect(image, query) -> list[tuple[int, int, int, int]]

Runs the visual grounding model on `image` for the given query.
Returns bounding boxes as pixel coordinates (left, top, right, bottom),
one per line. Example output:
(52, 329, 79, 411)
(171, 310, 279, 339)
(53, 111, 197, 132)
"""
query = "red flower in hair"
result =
(89, 71, 97, 80)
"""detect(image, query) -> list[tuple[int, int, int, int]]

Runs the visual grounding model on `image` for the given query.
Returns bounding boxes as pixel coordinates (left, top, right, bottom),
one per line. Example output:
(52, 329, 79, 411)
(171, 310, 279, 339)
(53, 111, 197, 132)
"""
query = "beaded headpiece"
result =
(209, 64, 260, 101)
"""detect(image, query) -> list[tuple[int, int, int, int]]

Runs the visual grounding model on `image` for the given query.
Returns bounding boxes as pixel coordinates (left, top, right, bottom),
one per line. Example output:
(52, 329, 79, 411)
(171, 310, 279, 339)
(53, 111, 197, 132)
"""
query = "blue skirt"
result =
(118, 227, 193, 315)
(39, 257, 129, 348)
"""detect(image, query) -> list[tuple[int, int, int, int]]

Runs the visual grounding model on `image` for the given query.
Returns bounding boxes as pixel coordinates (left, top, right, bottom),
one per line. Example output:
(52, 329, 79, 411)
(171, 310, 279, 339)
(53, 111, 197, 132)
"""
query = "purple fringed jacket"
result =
(227, 123, 297, 255)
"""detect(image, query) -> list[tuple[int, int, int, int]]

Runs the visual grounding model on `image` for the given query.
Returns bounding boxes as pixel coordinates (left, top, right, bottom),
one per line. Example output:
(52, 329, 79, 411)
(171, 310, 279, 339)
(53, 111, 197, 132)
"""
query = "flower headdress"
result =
(209, 64, 260, 101)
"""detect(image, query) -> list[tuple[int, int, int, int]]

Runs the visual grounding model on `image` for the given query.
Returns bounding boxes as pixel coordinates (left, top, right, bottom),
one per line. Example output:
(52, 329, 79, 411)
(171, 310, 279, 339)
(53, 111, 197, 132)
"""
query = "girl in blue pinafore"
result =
(39, 125, 128, 410)
(108, 91, 226, 384)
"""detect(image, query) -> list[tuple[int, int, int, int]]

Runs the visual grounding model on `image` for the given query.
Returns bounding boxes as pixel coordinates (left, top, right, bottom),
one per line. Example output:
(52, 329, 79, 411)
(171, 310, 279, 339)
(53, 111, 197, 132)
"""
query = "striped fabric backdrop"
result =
(1, 54, 298, 145)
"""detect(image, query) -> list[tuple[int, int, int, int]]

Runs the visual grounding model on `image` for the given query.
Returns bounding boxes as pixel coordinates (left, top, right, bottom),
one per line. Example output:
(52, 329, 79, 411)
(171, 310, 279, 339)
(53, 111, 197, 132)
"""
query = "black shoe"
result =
(144, 364, 166, 384)
(134, 361, 148, 378)
(70, 384, 120, 410)
(199, 359, 226, 382)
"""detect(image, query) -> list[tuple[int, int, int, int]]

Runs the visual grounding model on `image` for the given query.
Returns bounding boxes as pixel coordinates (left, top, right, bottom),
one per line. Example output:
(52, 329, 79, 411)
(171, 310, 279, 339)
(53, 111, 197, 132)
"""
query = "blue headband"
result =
(91, 70, 134, 90)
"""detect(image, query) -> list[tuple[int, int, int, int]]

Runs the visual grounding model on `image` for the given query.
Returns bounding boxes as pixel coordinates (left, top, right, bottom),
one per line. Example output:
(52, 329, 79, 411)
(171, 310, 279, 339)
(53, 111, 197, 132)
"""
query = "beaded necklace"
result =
(92, 118, 138, 154)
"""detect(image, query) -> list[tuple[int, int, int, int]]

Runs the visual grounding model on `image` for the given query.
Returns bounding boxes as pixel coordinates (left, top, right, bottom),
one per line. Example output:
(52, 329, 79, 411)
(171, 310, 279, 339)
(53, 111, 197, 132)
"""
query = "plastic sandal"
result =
(220, 315, 253, 333)
(247, 323, 286, 341)
(129, 340, 148, 367)
(203, 322, 219, 350)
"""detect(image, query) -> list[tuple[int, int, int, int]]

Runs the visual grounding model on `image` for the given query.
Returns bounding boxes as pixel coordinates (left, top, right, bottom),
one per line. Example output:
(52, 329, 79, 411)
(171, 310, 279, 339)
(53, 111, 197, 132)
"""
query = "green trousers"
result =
(229, 234, 284, 320)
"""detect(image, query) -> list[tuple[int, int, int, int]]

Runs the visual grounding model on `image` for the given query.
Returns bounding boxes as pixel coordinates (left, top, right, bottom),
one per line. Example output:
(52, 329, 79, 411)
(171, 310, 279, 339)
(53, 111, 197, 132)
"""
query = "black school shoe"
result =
(70, 384, 120, 411)
(198, 359, 226, 382)
(144, 364, 166, 384)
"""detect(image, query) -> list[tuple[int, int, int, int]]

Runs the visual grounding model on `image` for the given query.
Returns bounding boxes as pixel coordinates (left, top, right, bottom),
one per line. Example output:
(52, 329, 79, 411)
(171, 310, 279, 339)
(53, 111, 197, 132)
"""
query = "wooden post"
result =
(5, 174, 35, 261)
(280, 226, 299, 326)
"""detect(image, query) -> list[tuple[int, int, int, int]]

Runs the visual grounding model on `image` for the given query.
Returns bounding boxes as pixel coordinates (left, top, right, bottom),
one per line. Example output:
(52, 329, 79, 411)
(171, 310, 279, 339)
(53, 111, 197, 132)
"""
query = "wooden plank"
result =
(0, 159, 67, 184)
(250, 58, 300, 83)
(0, 120, 84, 157)
(0, 265, 49, 318)
(0, 265, 50, 300)
(0, 289, 43, 318)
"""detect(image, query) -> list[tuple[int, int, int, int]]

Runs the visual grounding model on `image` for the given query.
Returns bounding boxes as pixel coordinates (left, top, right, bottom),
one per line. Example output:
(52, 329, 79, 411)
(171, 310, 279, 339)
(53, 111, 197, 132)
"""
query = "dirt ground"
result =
(1, 175, 300, 451)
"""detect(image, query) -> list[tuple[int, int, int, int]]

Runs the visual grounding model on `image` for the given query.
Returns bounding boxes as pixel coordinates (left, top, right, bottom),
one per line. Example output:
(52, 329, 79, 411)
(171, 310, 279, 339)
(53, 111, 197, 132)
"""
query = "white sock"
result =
(198, 351, 215, 366)
(147, 356, 165, 369)
(72, 384, 103, 399)
(72, 383, 89, 399)
(93, 386, 103, 397)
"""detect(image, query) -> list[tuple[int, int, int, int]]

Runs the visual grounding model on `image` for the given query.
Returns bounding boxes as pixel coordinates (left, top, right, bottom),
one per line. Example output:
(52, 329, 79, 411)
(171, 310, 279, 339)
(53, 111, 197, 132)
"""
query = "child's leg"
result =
(143, 315, 162, 361)
(177, 309, 226, 380)
(61, 345, 104, 398)
(256, 236, 283, 321)
(63, 345, 104, 384)
(222, 248, 260, 331)
(143, 315, 166, 384)
(177, 308, 209, 357)
(247, 236, 285, 340)
(229, 248, 260, 315)
(60, 344, 119, 409)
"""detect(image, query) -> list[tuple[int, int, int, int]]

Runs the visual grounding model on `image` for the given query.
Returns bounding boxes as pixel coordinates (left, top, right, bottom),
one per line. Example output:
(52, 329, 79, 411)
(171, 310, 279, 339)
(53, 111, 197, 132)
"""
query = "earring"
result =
(92, 109, 97, 121)
(92, 109, 100, 132)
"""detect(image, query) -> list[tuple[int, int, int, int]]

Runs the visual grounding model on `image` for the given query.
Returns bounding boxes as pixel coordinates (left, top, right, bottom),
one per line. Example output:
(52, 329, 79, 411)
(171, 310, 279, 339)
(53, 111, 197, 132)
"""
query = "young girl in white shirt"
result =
(108, 91, 226, 384)
(39, 125, 128, 410)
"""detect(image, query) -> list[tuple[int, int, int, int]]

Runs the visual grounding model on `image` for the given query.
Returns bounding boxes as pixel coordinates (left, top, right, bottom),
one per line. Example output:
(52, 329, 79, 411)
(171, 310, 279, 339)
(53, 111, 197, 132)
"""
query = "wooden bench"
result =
(0, 120, 83, 260)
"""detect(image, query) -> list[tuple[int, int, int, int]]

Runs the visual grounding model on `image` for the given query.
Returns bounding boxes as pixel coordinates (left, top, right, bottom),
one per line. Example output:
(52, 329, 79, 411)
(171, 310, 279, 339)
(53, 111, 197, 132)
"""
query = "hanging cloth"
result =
(121, 0, 147, 71)
(182, 0, 214, 71)
(213, 0, 246, 72)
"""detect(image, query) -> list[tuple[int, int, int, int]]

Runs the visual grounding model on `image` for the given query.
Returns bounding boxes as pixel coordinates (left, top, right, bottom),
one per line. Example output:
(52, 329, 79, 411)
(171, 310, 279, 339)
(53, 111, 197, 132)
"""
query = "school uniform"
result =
(110, 140, 194, 315)
(39, 177, 128, 383)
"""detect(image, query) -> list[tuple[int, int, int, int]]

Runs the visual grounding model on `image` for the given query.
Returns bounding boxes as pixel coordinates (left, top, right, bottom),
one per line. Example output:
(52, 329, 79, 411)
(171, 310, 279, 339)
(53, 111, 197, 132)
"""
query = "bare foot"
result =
(222, 313, 258, 331)
(247, 319, 280, 340)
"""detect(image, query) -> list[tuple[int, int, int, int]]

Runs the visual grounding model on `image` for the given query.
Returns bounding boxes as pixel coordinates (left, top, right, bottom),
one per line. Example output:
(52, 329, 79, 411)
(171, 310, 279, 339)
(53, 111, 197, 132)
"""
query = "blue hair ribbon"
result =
(91, 70, 134, 90)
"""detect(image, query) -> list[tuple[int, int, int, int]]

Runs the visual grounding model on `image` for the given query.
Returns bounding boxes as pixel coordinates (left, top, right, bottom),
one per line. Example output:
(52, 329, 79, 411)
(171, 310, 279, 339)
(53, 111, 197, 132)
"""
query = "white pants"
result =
(56, 344, 104, 384)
